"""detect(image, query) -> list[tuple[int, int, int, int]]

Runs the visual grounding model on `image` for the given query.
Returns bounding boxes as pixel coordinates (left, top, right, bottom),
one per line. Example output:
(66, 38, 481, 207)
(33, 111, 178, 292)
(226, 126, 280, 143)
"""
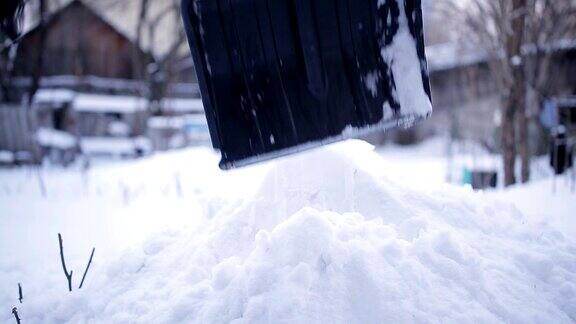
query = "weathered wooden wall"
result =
(13, 1, 153, 80)
(0, 105, 40, 162)
(76, 111, 148, 137)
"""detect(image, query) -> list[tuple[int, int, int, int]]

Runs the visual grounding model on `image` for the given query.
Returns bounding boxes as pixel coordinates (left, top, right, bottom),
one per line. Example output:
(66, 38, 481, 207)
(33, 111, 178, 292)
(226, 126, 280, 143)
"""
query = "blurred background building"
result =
(0, 0, 206, 166)
(1, 0, 575, 187)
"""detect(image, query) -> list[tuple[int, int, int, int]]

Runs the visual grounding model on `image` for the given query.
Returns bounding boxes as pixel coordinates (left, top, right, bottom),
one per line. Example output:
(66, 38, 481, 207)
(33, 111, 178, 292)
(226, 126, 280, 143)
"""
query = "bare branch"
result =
(58, 233, 73, 292)
(12, 307, 21, 324)
(18, 283, 22, 304)
(79, 248, 95, 289)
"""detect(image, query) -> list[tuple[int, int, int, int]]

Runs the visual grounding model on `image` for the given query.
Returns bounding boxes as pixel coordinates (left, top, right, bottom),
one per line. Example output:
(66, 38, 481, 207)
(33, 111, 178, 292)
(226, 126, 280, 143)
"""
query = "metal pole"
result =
(570, 139, 576, 193)
(552, 100, 560, 193)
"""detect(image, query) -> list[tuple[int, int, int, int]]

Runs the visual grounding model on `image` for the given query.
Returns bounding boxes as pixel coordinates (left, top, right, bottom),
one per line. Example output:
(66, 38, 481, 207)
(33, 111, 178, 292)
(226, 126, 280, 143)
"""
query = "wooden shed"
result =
(12, 0, 153, 87)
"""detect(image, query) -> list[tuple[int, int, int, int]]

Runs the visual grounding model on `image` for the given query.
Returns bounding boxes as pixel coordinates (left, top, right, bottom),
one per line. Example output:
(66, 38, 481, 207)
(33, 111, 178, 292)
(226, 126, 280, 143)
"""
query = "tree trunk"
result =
(518, 90, 531, 183)
(0, 45, 15, 102)
(27, 0, 48, 106)
(502, 96, 517, 186)
(502, 0, 527, 187)
(133, 0, 149, 81)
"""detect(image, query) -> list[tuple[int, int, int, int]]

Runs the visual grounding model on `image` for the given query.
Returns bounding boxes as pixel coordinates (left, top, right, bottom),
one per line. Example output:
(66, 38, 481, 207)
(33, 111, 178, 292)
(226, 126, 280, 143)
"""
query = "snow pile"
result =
(494, 178, 576, 238)
(4, 141, 576, 323)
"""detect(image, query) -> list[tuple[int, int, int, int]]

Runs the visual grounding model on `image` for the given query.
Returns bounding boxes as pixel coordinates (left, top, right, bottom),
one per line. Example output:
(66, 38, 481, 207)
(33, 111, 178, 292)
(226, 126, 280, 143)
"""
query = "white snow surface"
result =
(1, 141, 575, 323)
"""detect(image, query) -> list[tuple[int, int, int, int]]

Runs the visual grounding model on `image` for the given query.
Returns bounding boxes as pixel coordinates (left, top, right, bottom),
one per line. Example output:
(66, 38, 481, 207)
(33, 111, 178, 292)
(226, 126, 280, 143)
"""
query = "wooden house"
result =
(10, 0, 154, 97)
(32, 89, 152, 158)
(0, 1, 159, 164)
(147, 98, 210, 151)
(378, 41, 576, 149)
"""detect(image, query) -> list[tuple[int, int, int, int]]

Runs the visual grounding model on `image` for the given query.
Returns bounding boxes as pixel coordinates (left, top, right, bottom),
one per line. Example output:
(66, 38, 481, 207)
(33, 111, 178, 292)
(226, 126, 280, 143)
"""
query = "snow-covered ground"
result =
(1, 139, 575, 323)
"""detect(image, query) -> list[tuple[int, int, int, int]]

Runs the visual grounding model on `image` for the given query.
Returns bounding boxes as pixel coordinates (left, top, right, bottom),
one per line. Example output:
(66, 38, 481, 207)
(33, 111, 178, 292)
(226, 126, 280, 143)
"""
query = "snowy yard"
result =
(1, 139, 575, 323)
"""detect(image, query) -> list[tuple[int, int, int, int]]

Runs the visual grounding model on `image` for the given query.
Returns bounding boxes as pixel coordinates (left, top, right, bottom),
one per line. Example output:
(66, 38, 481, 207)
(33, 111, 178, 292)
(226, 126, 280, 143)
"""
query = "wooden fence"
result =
(0, 105, 41, 163)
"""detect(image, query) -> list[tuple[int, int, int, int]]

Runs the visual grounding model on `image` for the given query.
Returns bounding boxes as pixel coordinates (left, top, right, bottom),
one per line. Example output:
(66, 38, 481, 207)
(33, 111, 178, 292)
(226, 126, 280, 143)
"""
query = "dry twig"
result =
(79, 248, 96, 289)
(58, 233, 73, 292)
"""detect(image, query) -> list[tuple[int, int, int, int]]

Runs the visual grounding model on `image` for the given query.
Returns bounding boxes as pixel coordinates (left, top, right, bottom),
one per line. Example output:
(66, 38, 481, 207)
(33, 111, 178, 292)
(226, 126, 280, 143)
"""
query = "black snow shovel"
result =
(181, 0, 432, 169)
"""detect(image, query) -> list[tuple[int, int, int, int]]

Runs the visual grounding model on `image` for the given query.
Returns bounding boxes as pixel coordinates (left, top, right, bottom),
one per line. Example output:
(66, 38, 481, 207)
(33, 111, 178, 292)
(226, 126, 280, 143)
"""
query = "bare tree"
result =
(0, 43, 19, 102)
(0, 0, 24, 103)
(440, 0, 576, 185)
(133, 0, 150, 81)
(103, 0, 187, 103)
(508, 0, 527, 186)
(149, 0, 188, 107)
(133, 0, 187, 106)
(0, 0, 64, 104)
(27, 0, 48, 106)
(521, 0, 576, 182)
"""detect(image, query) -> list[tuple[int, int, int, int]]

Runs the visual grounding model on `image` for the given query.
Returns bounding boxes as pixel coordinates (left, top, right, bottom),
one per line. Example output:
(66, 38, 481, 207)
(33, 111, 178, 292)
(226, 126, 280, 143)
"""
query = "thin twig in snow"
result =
(58, 233, 73, 292)
(36, 166, 47, 198)
(174, 172, 183, 197)
(79, 248, 95, 289)
(12, 307, 21, 324)
(18, 283, 22, 303)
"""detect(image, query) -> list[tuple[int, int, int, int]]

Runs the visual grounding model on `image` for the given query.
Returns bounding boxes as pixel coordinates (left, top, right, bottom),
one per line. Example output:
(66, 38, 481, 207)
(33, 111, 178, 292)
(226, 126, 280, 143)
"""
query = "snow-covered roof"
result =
(22, 0, 185, 59)
(161, 98, 204, 114)
(184, 114, 209, 124)
(553, 96, 576, 108)
(425, 38, 576, 72)
(148, 116, 187, 129)
(73, 94, 148, 114)
(148, 114, 208, 129)
(31, 90, 151, 113)
(36, 128, 77, 149)
(33, 89, 76, 105)
(0, 151, 15, 163)
(425, 43, 487, 72)
(80, 137, 152, 155)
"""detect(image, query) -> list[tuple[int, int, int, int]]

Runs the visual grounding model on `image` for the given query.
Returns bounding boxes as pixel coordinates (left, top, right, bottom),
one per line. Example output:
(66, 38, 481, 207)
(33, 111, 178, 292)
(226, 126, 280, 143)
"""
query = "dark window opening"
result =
(53, 108, 66, 131)
(106, 112, 122, 120)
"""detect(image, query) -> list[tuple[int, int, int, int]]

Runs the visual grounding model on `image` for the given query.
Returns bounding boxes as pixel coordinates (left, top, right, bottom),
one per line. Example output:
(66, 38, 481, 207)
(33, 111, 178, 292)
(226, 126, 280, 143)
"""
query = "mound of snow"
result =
(13, 141, 576, 323)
